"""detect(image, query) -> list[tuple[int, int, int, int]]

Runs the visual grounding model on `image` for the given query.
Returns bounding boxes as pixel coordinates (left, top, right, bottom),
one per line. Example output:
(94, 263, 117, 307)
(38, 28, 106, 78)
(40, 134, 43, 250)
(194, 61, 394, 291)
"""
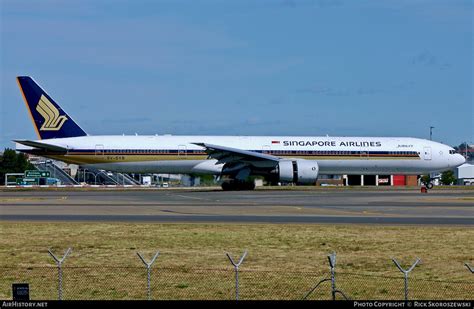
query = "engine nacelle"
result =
(278, 159, 319, 184)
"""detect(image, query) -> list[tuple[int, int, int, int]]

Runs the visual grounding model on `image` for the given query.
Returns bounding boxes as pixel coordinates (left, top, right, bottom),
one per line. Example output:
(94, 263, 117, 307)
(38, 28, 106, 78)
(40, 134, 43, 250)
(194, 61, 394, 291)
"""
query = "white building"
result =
(456, 163, 474, 185)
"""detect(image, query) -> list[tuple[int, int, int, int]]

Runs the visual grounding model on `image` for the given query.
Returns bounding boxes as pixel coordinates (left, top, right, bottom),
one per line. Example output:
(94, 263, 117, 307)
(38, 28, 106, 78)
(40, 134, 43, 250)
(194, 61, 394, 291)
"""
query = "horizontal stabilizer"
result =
(14, 140, 68, 152)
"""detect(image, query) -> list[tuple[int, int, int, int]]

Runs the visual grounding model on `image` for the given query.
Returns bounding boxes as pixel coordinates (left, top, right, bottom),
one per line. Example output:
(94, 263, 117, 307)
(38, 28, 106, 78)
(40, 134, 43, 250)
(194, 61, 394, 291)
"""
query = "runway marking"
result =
(168, 194, 216, 201)
(160, 209, 201, 215)
(0, 197, 68, 202)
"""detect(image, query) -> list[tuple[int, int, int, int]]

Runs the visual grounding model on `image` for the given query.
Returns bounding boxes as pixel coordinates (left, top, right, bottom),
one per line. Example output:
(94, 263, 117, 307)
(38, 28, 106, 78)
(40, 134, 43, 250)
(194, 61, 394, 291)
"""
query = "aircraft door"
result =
(178, 145, 187, 157)
(95, 144, 104, 156)
(360, 147, 369, 160)
(262, 145, 271, 155)
(423, 147, 432, 160)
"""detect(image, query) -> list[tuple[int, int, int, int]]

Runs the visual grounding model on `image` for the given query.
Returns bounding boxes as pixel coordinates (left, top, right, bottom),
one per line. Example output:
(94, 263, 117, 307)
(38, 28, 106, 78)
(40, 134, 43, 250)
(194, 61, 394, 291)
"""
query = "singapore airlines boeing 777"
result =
(14, 76, 465, 190)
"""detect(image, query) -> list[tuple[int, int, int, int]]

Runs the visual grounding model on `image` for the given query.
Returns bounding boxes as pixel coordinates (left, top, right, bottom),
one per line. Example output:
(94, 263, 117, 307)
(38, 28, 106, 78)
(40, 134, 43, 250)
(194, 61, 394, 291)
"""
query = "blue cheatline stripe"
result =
(62, 149, 420, 157)
(19, 148, 420, 158)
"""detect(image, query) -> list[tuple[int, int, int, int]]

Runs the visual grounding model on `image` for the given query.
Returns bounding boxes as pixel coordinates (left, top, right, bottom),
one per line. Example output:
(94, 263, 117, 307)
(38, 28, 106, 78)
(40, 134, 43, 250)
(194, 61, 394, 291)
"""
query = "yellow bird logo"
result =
(36, 95, 68, 131)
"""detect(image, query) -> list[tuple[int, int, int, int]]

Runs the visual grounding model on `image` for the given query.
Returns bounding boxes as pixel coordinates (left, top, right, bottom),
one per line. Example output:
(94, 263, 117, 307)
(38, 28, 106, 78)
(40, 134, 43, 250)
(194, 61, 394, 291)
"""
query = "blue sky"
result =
(1, 0, 472, 149)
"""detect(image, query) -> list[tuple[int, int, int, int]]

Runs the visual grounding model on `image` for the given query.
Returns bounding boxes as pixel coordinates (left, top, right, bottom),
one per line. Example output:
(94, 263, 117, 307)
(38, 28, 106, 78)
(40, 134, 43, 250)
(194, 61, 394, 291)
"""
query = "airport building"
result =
(316, 174, 418, 186)
(343, 174, 418, 186)
(455, 163, 474, 185)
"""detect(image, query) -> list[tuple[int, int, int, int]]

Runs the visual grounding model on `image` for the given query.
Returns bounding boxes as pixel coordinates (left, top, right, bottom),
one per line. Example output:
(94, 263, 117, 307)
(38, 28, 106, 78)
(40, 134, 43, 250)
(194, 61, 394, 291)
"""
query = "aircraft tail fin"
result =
(16, 76, 87, 140)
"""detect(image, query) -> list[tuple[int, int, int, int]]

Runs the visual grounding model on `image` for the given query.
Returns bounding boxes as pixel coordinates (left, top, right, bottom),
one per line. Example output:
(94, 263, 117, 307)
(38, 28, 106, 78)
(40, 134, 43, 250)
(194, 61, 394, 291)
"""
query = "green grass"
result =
(0, 222, 472, 300)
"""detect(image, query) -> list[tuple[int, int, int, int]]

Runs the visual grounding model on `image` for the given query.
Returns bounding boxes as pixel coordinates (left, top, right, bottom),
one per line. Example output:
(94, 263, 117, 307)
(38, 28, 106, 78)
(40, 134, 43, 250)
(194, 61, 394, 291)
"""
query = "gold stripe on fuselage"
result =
(46, 154, 420, 165)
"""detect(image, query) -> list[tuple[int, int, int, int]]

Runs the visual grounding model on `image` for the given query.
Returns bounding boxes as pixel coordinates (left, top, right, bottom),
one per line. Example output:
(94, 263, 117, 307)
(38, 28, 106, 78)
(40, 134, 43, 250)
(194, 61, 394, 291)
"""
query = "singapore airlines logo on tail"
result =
(36, 95, 68, 131)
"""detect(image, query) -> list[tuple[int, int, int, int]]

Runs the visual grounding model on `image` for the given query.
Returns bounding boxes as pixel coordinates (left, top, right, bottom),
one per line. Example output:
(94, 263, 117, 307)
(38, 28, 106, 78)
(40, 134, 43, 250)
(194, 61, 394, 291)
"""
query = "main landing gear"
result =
(421, 180, 434, 190)
(221, 180, 256, 191)
(421, 180, 433, 193)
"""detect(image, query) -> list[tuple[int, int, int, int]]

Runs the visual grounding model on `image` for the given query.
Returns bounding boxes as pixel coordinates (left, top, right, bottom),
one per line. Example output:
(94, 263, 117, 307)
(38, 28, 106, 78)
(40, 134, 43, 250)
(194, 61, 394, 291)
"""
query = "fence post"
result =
(392, 257, 420, 301)
(302, 252, 348, 300)
(328, 252, 337, 300)
(48, 248, 71, 300)
(327, 252, 349, 300)
(226, 250, 247, 301)
(137, 251, 160, 300)
(465, 263, 473, 274)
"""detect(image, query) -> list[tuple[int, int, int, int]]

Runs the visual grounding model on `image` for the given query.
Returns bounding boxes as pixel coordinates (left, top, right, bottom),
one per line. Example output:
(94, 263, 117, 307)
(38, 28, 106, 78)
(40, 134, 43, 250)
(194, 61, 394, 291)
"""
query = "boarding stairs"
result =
(82, 168, 139, 185)
(32, 161, 79, 185)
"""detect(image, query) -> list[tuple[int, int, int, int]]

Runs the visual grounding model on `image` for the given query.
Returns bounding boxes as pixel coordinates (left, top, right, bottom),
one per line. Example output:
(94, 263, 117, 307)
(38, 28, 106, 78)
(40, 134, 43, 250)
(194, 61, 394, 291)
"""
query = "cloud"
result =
(363, 0, 472, 25)
(296, 85, 369, 97)
(298, 86, 351, 96)
(296, 81, 416, 97)
(411, 51, 437, 66)
(103, 117, 153, 124)
(410, 51, 451, 70)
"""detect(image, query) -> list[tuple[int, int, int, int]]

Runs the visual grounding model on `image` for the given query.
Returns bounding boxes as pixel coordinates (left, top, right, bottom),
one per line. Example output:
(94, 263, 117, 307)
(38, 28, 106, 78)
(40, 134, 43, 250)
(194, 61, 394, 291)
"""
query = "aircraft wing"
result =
(193, 143, 280, 167)
(14, 140, 68, 152)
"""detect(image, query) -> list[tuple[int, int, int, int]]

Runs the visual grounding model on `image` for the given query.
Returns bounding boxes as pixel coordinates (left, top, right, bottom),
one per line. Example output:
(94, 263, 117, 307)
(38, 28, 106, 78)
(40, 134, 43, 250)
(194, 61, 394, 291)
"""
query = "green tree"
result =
(198, 174, 217, 186)
(0, 148, 35, 185)
(420, 174, 431, 185)
(440, 170, 456, 185)
(453, 142, 473, 161)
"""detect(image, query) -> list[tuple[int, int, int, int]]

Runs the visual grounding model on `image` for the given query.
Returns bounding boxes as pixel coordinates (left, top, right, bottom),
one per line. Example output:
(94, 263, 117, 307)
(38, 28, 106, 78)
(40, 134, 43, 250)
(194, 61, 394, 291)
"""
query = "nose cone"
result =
(454, 154, 466, 167)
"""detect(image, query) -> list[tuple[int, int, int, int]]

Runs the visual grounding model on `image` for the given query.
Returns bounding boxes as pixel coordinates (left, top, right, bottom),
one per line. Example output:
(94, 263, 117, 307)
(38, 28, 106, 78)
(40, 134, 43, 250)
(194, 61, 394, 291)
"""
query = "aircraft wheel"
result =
(221, 181, 255, 191)
(243, 182, 256, 190)
(221, 182, 232, 191)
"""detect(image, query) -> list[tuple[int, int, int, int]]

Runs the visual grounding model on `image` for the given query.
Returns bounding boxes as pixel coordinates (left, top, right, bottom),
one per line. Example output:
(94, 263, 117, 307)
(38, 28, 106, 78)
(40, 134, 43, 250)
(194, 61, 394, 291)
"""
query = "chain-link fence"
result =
(1, 265, 472, 300)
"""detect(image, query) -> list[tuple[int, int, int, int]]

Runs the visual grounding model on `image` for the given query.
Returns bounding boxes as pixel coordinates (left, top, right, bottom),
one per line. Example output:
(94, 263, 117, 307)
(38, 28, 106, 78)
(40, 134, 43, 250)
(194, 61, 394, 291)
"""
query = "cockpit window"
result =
(449, 150, 456, 154)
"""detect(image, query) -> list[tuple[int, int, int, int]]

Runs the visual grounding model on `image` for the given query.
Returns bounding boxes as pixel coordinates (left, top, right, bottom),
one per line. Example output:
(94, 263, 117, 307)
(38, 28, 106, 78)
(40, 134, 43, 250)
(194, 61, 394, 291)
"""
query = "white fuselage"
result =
(17, 135, 466, 176)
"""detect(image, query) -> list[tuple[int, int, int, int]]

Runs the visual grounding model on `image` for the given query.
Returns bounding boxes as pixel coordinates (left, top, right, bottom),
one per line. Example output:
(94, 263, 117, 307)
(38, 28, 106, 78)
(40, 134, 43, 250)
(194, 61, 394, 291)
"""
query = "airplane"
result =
(14, 76, 466, 190)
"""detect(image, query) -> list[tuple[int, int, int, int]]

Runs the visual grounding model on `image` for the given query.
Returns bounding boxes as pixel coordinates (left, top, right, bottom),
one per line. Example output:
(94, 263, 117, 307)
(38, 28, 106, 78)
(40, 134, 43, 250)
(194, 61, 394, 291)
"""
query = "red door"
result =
(393, 175, 406, 186)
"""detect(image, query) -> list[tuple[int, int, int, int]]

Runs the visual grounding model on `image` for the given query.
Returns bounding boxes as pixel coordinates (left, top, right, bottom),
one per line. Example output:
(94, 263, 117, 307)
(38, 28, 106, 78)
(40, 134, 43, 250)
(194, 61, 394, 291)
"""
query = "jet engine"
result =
(278, 159, 319, 184)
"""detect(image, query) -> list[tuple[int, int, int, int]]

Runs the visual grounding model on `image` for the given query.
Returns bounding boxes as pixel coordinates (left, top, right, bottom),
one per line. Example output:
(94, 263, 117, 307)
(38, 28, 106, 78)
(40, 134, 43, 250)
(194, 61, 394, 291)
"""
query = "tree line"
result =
(0, 149, 35, 185)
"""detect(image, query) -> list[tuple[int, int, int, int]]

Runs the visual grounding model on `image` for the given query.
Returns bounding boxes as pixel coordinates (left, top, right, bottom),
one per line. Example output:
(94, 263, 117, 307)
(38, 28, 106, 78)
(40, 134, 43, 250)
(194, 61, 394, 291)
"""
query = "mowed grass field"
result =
(0, 222, 472, 300)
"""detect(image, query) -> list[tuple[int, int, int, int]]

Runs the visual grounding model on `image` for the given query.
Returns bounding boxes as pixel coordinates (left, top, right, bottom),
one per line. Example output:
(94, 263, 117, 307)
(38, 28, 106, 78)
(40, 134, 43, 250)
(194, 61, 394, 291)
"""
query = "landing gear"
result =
(421, 180, 434, 190)
(421, 180, 433, 193)
(221, 180, 256, 191)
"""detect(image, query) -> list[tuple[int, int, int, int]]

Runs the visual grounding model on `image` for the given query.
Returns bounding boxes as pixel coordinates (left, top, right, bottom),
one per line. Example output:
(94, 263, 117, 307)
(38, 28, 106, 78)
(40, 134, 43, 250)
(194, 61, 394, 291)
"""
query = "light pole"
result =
(429, 126, 435, 141)
(465, 141, 469, 160)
